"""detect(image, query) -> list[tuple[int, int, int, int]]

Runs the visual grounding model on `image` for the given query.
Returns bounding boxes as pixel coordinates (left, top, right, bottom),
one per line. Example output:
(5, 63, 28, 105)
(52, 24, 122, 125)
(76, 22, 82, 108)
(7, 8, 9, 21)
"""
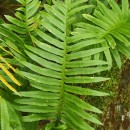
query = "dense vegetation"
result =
(0, 0, 130, 130)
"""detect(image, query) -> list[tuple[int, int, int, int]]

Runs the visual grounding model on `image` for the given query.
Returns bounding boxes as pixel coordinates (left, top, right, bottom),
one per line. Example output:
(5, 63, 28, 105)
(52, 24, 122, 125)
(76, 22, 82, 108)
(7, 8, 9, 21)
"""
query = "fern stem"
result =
(55, 32, 67, 126)
(24, 1, 32, 45)
(55, 5, 68, 126)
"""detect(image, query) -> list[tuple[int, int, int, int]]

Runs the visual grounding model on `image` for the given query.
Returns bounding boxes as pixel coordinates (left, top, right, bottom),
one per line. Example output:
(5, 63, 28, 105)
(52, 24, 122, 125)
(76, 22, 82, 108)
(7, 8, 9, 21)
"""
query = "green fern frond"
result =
(2, 0, 41, 35)
(14, 0, 109, 129)
(75, 0, 130, 69)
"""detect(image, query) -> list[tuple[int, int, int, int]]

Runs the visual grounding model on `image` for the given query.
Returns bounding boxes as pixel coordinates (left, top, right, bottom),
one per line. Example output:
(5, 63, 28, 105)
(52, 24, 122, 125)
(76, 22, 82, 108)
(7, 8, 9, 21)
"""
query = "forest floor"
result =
(98, 60, 130, 130)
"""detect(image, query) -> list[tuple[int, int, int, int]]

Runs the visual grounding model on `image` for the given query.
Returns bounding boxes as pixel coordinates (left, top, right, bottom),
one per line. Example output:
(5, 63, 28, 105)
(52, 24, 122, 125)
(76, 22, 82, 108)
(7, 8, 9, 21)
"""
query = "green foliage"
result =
(0, 96, 23, 130)
(3, 0, 41, 36)
(75, 0, 130, 69)
(0, 0, 130, 130)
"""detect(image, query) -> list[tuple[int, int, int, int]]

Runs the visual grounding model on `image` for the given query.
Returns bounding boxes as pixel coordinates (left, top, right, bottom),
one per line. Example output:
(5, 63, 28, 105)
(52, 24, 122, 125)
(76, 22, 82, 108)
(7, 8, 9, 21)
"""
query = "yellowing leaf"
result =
(0, 75, 20, 95)
(0, 63, 21, 86)
(0, 55, 15, 72)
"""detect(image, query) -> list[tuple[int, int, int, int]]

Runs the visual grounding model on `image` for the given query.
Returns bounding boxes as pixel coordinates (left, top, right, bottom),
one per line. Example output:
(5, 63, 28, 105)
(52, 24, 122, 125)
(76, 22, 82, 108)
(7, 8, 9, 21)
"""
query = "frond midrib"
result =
(99, 21, 124, 39)
(24, 0, 30, 34)
(55, 4, 68, 125)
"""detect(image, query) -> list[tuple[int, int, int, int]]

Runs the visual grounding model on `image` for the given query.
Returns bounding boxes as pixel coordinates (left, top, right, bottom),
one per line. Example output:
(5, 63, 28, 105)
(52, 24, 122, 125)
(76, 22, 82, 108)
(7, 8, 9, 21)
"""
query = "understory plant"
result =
(0, 0, 130, 130)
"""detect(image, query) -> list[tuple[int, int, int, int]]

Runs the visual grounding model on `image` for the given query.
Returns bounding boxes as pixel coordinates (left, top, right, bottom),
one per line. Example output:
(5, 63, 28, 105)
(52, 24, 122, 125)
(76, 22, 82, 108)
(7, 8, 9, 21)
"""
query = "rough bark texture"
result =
(99, 60, 130, 130)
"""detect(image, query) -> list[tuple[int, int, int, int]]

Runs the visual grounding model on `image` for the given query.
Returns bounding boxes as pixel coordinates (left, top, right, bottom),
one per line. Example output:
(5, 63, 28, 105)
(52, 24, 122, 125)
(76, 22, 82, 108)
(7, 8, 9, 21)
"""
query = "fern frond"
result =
(75, 0, 130, 68)
(2, 0, 41, 36)
(14, 0, 109, 129)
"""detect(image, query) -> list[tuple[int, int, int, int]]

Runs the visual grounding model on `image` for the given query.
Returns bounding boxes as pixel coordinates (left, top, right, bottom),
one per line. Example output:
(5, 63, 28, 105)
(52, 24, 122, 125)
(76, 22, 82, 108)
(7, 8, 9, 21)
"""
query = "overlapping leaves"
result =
(0, 39, 21, 94)
(2, 0, 41, 35)
(14, 0, 109, 129)
(0, 26, 24, 130)
(2, 0, 129, 129)
(0, 96, 22, 130)
(75, 0, 130, 69)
